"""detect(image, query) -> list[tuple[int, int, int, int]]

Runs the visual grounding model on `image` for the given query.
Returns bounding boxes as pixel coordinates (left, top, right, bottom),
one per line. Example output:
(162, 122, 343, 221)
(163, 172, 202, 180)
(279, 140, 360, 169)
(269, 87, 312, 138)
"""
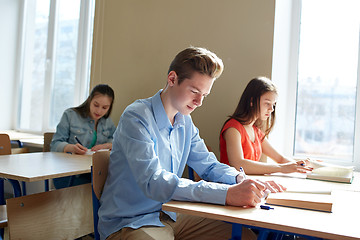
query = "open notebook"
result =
(306, 160, 354, 183)
(85, 149, 110, 155)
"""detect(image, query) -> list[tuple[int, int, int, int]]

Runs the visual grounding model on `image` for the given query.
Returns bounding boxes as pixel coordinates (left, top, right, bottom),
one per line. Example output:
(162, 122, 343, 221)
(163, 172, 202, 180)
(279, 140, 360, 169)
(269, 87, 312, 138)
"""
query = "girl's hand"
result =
(64, 143, 88, 155)
(280, 161, 313, 174)
(91, 143, 112, 151)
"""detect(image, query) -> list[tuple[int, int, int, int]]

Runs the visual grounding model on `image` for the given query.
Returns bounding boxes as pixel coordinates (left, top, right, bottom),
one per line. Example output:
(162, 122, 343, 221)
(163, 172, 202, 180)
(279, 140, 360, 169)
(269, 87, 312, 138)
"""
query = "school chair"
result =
(91, 150, 110, 240)
(6, 183, 93, 239)
(43, 132, 55, 191)
(0, 134, 22, 240)
(0, 134, 11, 156)
(43, 132, 54, 153)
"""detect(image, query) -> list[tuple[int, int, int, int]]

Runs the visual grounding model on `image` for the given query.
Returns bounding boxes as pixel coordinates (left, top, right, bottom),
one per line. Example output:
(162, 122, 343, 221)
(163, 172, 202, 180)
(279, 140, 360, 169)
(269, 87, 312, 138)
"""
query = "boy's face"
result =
(168, 71, 214, 116)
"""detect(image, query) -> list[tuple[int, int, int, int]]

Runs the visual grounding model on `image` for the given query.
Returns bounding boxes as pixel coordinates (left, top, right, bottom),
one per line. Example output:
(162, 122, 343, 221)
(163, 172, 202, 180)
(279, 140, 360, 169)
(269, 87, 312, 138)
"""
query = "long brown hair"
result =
(222, 77, 277, 139)
(73, 84, 115, 119)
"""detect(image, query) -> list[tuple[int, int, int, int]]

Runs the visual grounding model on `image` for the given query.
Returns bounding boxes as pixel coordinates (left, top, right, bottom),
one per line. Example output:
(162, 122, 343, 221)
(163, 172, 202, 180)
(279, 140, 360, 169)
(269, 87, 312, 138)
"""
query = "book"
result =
(306, 160, 354, 183)
(265, 191, 333, 212)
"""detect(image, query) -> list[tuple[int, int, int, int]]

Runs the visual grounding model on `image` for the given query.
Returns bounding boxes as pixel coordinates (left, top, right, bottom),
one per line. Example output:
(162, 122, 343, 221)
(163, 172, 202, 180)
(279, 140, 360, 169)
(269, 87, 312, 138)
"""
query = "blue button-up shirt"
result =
(50, 108, 116, 152)
(98, 90, 240, 239)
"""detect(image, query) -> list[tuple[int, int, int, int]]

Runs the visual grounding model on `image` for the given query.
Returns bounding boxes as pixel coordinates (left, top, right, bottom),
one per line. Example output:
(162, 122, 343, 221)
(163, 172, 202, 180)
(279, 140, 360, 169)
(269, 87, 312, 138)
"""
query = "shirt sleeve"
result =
(118, 109, 237, 205)
(50, 110, 71, 152)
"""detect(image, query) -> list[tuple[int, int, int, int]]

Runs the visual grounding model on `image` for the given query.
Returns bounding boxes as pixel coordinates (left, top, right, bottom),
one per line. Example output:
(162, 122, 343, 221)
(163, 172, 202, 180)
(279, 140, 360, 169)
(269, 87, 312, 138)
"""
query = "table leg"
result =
(7, 179, 22, 197)
(0, 179, 4, 205)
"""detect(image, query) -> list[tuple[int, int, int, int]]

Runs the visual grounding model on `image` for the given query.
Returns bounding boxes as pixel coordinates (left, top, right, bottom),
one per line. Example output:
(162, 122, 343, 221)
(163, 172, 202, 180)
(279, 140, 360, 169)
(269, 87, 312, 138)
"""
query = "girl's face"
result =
(89, 94, 112, 121)
(258, 91, 277, 121)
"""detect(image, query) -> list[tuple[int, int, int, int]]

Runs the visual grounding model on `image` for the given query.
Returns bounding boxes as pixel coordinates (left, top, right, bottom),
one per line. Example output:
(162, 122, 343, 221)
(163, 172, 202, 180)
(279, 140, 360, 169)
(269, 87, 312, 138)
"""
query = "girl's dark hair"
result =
(73, 84, 115, 119)
(222, 77, 277, 139)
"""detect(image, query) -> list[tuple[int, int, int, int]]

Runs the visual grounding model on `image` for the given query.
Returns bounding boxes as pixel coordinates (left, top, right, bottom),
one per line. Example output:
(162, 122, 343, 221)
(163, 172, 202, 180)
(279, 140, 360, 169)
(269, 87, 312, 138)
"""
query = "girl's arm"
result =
(224, 128, 310, 174)
(261, 138, 290, 164)
(224, 128, 282, 174)
(262, 138, 312, 173)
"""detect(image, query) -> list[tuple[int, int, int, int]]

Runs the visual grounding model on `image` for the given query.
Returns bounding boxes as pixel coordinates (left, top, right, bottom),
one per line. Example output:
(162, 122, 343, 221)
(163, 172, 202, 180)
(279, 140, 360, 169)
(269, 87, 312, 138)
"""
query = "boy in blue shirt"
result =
(98, 46, 284, 240)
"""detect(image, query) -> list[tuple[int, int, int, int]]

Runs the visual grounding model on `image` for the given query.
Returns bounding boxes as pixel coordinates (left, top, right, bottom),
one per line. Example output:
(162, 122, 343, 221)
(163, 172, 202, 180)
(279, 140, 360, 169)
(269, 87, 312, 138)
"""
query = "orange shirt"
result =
(220, 119, 264, 166)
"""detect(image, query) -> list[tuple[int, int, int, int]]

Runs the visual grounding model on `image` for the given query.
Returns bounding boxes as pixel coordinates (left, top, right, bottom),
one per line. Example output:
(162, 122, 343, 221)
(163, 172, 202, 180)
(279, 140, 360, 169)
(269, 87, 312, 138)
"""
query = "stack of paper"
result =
(306, 160, 354, 183)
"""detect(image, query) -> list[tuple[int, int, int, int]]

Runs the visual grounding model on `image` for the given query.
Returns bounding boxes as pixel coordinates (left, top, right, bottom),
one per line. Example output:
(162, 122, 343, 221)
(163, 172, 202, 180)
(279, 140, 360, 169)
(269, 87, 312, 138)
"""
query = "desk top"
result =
(163, 190, 360, 240)
(0, 130, 43, 141)
(1, 130, 44, 148)
(0, 152, 91, 182)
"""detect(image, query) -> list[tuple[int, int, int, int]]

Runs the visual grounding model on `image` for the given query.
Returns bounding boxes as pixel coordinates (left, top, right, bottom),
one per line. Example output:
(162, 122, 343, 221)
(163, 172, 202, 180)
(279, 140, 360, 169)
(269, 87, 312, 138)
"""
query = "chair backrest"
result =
(43, 132, 55, 152)
(6, 183, 93, 239)
(92, 150, 110, 240)
(0, 134, 11, 155)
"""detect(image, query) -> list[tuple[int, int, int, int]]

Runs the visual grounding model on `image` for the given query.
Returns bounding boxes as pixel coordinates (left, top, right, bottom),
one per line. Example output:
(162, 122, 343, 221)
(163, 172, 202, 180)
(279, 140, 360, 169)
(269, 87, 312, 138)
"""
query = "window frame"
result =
(271, 0, 360, 170)
(14, 0, 94, 133)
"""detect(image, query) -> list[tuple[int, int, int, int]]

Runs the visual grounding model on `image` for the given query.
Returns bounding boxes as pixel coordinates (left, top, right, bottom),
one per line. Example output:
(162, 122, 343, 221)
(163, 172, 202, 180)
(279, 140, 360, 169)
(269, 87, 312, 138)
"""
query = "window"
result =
(16, 0, 95, 132)
(293, 0, 360, 163)
(272, 0, 360, 168)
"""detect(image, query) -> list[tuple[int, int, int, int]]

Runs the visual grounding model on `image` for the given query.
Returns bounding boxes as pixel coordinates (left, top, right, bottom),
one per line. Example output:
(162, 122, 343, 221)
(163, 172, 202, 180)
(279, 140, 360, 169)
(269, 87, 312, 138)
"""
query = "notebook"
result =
(306, 160, 354, 183)
(265, 191, 333, 212)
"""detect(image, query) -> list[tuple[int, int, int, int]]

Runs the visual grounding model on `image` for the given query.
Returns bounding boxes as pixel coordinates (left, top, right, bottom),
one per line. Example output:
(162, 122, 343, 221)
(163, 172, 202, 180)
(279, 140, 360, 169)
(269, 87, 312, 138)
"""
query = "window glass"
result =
(294, 0, 360, 161)
(50, 0, 81, 128)
(17, 0, 94, 132)
(19, 0, 50, 131)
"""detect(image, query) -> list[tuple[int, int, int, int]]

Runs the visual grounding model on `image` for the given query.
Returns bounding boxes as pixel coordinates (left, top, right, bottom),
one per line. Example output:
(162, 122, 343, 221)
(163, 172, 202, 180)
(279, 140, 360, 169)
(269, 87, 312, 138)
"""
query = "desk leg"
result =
(44, 179, 49, 191)
(1, 178, 22, 203)
(10, 140, 23, 148)
(231, 223, 242, 240)
(22, 181, 27, 195)
(237, 224, 323, 240)
(8, 179, 22, 197)
(0, 179, 4, 205)
(232, 223, 272, 240)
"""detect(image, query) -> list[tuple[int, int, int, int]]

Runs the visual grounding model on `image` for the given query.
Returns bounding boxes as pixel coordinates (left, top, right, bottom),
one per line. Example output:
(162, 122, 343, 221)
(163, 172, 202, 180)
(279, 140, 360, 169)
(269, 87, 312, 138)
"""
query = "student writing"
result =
(220, 77, 312, 175)
(98, 47, 285, 240)
(50, 84, 116, 187)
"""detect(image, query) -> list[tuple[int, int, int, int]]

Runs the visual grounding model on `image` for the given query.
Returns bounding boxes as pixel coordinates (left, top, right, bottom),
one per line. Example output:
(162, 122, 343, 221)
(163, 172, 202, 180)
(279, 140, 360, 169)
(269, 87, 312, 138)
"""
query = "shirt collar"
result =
(152, 90, 185, 130)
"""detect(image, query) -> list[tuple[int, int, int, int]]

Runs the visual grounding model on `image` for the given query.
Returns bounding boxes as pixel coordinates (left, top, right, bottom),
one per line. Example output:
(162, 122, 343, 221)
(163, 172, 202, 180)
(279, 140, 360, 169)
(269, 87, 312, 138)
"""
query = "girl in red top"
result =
(220, 77, 311, 174)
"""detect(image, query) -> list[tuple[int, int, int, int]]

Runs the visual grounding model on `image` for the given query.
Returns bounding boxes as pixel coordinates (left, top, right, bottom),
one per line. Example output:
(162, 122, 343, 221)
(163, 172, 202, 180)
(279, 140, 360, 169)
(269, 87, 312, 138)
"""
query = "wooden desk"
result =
(0, 152, 91, 182)
(0, 130, 44, 148)
(163, 174, 360, 240)
(163, 190, 360, 240)
(0, 152, 93, 239)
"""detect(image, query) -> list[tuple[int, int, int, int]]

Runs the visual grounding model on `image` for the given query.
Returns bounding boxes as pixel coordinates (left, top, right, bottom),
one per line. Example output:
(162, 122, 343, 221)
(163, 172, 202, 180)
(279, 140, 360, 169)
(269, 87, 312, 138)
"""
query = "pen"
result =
(260, 205, 274, 210)
(239, 167, 246, 179)
(74, 136, 83, 146)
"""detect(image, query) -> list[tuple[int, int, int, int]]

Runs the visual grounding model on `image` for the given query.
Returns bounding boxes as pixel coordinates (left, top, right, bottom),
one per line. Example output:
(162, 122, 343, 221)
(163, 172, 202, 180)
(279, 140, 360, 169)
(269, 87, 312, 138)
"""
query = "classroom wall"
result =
(90, 0, 275, 158)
